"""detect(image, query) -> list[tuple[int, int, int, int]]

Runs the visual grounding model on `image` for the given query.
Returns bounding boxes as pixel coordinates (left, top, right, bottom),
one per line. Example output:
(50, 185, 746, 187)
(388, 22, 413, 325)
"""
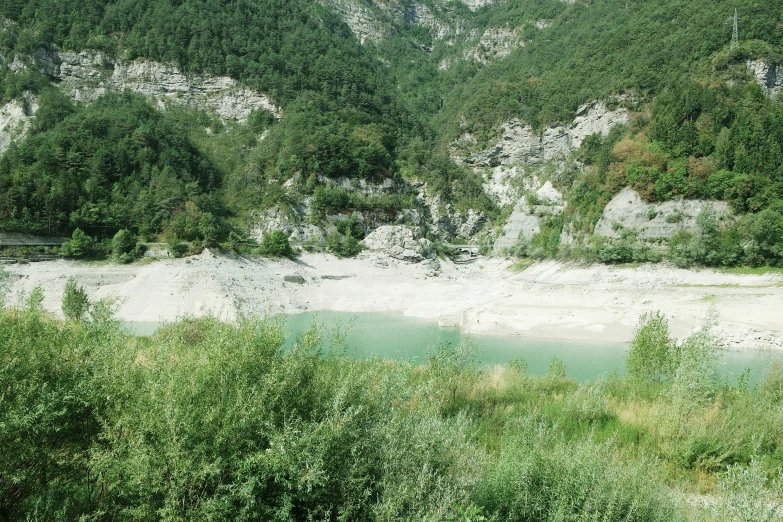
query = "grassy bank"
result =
(1, 288, 782, 520)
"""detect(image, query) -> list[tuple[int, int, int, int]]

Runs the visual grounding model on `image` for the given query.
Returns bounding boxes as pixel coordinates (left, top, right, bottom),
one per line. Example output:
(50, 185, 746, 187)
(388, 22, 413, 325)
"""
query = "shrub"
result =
(111, 229, 145, 263)
(0, 266, 7, 307)
(259, 229, 293, 257)
(60, 228, 100, 259)
(475, 420, 676, 522)
(546, 356, 568, 379)
(167, 241, 189, 258)
(704, 459, 783, 522)
(760, 360, 783, 404)
(61, 277, 90, 321)
(563, 381, 613, 424)
(626, 311, 677, 383)
(669, 309, 724, 408)
(665, 211, 683, 223)
(326, 231, 363, 257)
(667, 230, 694, 267)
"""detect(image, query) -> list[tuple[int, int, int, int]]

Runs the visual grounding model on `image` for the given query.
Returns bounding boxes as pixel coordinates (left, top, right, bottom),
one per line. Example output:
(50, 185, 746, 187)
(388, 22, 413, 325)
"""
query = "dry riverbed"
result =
(5, 250, 783, 350)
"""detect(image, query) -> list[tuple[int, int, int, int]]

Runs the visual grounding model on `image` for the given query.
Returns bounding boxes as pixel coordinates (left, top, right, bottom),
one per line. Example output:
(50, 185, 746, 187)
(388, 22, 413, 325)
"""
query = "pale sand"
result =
(4, 250, 783, 350)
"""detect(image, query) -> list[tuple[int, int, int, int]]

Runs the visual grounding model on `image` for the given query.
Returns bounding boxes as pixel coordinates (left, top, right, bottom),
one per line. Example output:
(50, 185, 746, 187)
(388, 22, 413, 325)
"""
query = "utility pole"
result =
(731, 9, 739, 50)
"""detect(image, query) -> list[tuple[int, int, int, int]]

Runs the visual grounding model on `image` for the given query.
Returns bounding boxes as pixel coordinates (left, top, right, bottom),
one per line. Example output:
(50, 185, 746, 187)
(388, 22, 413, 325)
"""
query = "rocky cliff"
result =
(458, 101, 628, 167)
(319, 0, 468, 44)
(594, 187, 731, 240)
(9, 48, 279, 123)
(747, 59, 783, 97)
(0, 91, 37, 156)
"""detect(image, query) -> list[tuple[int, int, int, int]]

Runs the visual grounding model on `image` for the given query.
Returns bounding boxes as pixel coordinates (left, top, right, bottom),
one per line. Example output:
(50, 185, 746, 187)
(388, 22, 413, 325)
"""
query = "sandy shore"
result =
(4, 250, 783, 350)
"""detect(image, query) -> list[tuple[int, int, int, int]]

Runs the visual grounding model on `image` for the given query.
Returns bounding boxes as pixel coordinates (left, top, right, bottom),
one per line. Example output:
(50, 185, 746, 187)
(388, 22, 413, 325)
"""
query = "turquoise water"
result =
(126, 311, 781, 384)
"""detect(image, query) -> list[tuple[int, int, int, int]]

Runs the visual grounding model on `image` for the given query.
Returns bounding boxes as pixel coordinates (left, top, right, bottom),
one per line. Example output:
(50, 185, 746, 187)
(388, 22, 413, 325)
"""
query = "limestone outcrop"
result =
(747, 60, 783, 97)
(319, 0, 466, 44)
(461, 101, 628, 167)
(594, 187, 731, 240)
(318, 0, 387, 43)
(362, 225, 431, 262)
(493, 181, 565, 251)
(14, 49, 279, 122)
(0, 92, 37, 156)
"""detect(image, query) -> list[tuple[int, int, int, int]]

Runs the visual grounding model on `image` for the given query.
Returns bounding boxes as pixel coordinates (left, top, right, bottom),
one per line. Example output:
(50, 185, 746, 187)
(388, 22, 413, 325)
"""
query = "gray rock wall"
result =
(594, 187, 731, 240)
(15, 49, 279, 123)
(747, 60, 783, 97)
(0, 92, 37, 156)
(363, 225, 430, 262)
(493, 181, 565, 250)
(462, 101, 628, 167)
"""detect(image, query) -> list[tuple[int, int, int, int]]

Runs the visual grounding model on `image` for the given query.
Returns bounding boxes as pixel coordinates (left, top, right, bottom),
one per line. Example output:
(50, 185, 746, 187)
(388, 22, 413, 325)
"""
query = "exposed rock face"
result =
(250, 207, 325, 244)
(482, 165, 523, 206)
(747, 60, 783, 97)
(460, 0, 497, 10)
(320, 0, 386, 43)
(594, 187, 731, 240)
(462, 101, 628, 167)
(424, 192, 486, 240)
(19, 49, 279, 122)
(0, 92, 37, 156)
(320, 0, 465, 44)
(362, 225, 429, 262)
(462, 26, 524, 64)
(320, 175, 398, 196)
(493, 181, 565, 250)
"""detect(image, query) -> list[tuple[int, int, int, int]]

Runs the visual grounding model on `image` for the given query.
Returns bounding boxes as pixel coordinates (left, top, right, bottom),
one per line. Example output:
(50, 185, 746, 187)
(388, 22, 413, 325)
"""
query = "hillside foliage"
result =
(0, 0, 782, 265)
(0, 289, 782, 520)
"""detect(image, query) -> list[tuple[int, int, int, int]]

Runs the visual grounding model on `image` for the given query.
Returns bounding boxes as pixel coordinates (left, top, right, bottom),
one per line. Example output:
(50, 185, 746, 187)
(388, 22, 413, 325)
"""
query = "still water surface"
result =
(127, 311, 780, 383)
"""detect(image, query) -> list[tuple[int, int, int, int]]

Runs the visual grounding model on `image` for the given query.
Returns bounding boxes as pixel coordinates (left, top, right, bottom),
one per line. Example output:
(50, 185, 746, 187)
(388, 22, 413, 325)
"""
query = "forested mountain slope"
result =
(0, 0, 782, 265)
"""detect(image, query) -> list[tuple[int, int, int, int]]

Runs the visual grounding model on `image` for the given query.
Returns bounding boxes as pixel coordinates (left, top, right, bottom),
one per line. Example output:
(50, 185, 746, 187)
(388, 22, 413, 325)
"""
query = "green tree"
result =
(260, 229, 293, 257)
(61, 277, 90, 321)
(112, 229, 144, 263)
(626, 311, 678, 383)
(60, 228, 98, 259)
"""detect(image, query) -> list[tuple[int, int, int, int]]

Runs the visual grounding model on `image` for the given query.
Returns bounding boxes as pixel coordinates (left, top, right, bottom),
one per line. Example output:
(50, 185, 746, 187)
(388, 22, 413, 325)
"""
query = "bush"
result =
(704, 459, 783, 522)
(111, 229, 145, 263)
(259, 229, 293, 257)
(0, 266, 7, 307)
(475, 420, 676, 522)
(60, 228, 101, 259)
(167, 241, 189, 258)
(326, 231, 363, 257)
(563, 381, 613, 424)
(669, 310, 724, 408)
(546, 356, 568, 379)
(626, 311, 677, 383)
(61, 277, 90, 321)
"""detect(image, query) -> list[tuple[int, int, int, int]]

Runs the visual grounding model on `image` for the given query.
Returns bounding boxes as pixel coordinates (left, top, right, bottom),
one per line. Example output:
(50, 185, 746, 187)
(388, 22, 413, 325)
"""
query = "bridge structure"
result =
(447, 244, 481, 256)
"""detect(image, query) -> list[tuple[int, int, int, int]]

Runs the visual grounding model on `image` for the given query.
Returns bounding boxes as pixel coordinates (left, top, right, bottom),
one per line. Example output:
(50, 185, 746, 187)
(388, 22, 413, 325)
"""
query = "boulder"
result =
(363, 225, 426, 262)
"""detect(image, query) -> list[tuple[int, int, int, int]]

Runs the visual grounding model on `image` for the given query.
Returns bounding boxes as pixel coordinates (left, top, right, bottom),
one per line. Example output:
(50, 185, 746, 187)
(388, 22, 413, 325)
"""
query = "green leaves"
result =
(626, 311, 678, 384)
(61, 277, 90, 321)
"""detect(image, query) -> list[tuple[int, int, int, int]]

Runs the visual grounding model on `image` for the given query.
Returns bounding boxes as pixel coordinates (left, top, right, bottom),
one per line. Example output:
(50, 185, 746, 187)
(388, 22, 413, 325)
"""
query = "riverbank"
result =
(5, 250, 783, 350)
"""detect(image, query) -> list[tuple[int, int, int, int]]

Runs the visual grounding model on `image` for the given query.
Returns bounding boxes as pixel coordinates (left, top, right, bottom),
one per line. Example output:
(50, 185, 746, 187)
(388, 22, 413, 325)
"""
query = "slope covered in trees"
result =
(0, 0, 782, 265)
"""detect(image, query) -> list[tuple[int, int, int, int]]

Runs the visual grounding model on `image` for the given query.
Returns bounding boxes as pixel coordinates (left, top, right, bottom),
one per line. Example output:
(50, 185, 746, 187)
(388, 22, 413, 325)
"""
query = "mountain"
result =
(1, 0, 782, 266)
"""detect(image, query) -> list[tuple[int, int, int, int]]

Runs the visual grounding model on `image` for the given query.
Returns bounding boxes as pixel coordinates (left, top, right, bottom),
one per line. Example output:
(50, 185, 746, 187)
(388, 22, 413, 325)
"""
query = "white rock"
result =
(462, 101, 628, 167)
(0, 92, 37, 157)
(594, 187, 732, 240)
(31, 49, 280, 122)
(363, 225, 426, 262)
(747, 60, 783, 97)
